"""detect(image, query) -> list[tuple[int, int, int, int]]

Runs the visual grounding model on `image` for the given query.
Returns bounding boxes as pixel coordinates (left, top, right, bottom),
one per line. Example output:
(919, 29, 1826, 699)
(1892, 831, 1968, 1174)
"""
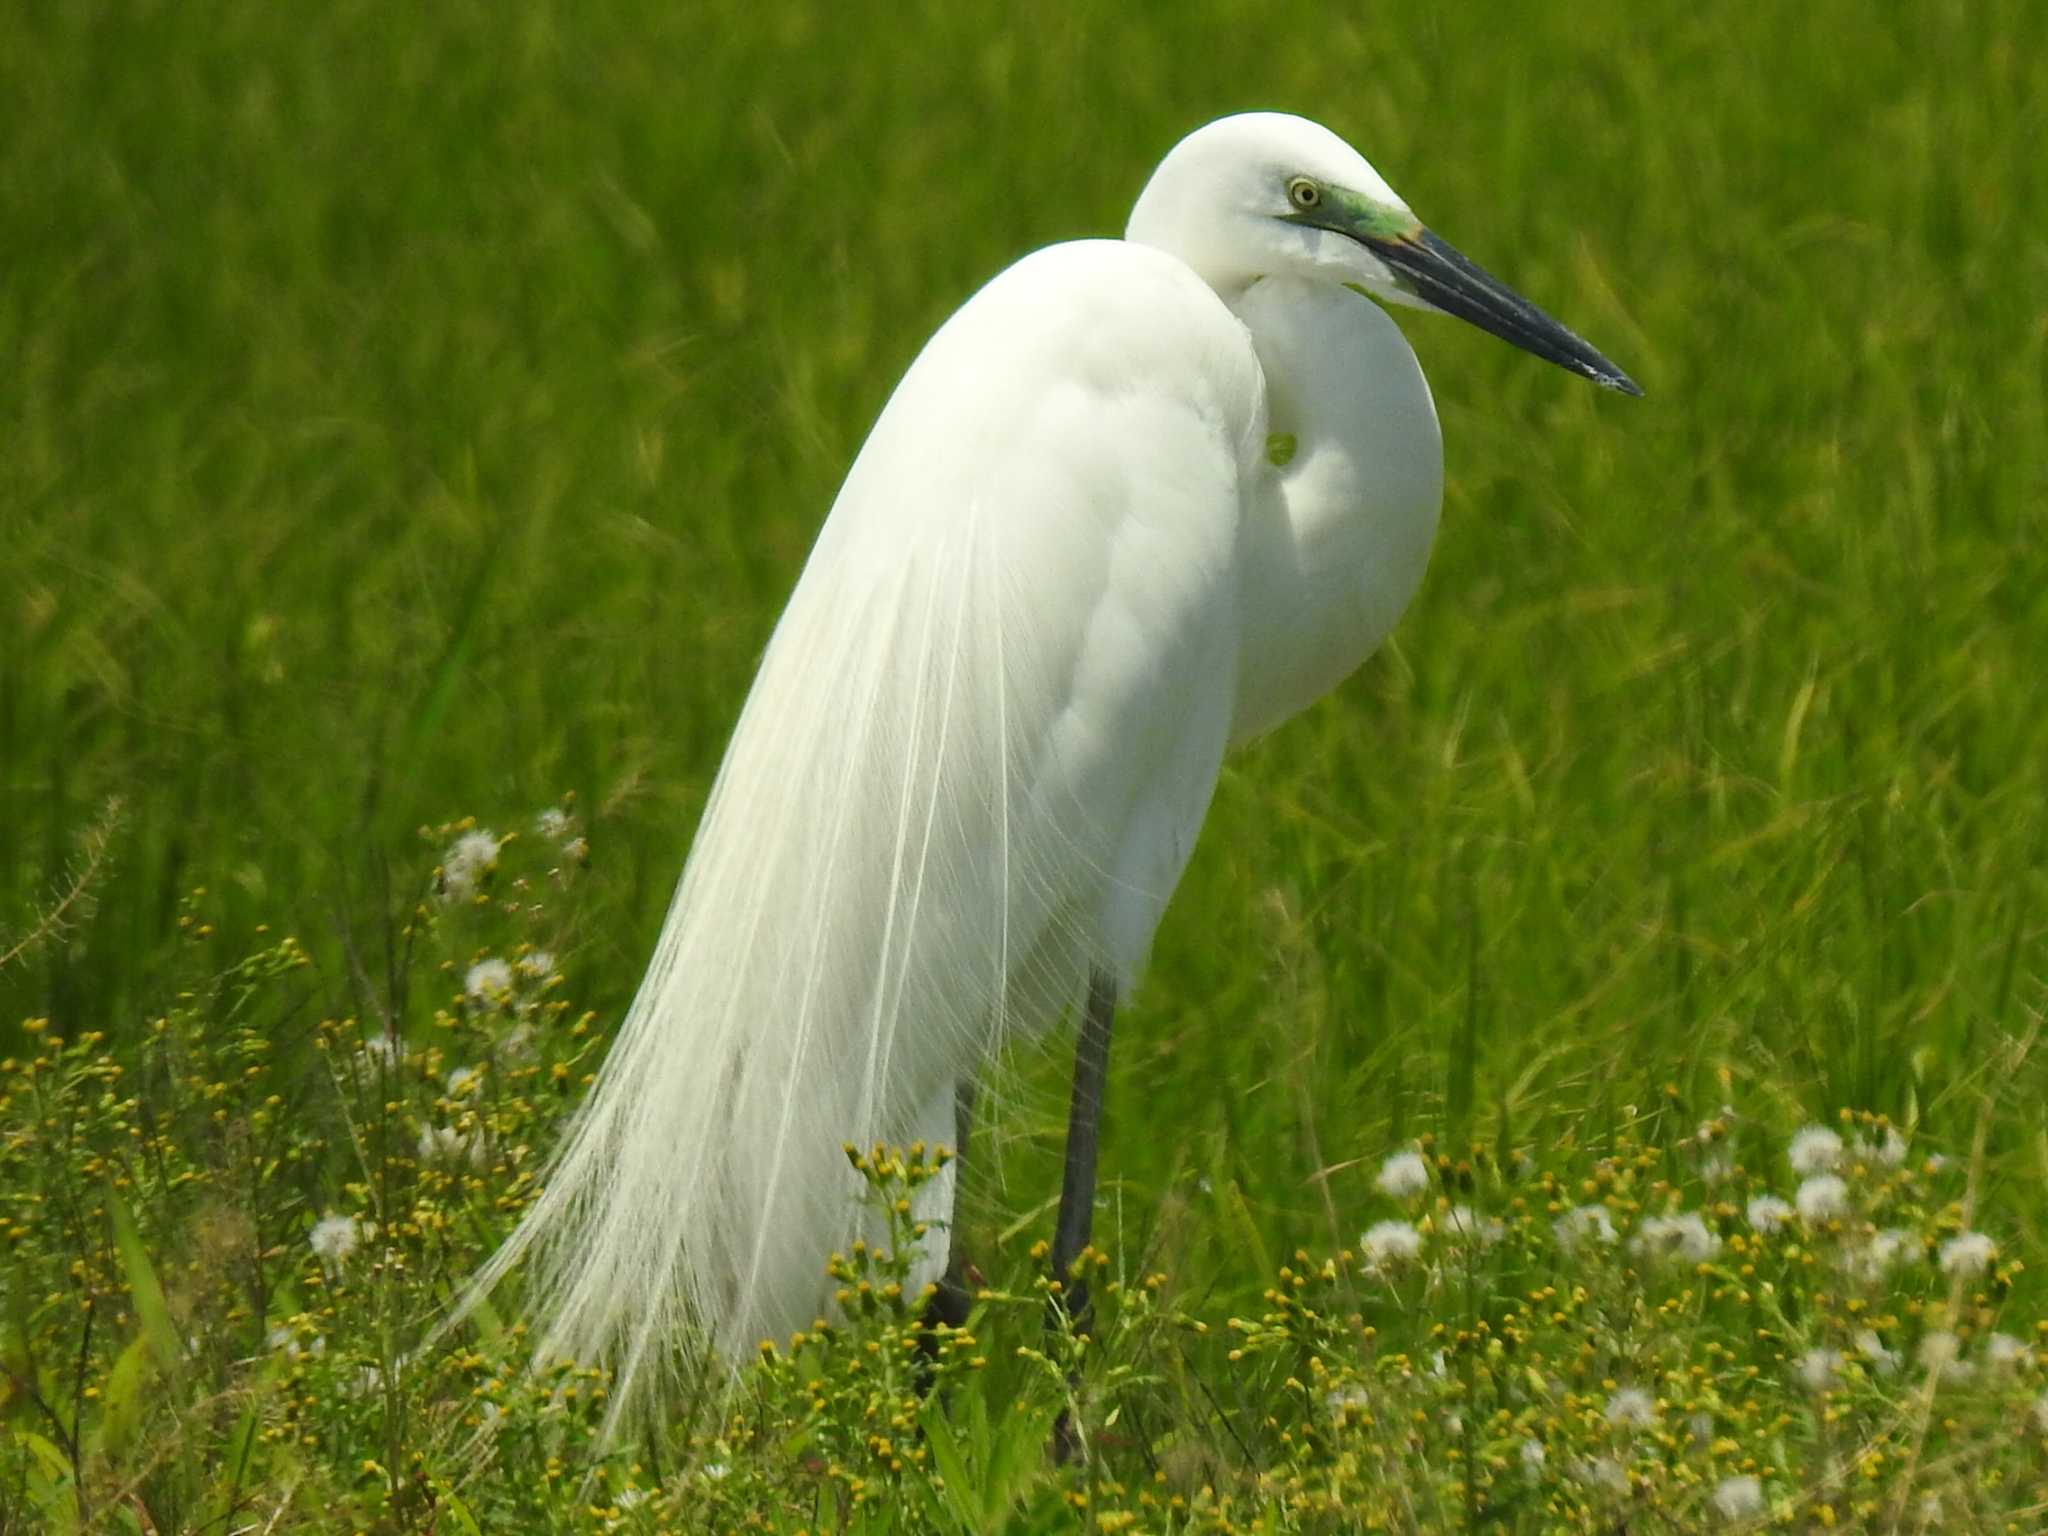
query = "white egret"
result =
(463, 111, 1638, 1406)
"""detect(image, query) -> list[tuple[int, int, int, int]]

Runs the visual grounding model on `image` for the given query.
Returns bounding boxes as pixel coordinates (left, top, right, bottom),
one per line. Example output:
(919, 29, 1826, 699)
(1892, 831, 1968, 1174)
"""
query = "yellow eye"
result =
(1287, 177, 1321, 211)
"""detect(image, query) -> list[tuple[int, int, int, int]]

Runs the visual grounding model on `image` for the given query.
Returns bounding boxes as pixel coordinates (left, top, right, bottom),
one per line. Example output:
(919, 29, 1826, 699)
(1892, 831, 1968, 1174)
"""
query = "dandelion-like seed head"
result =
(517, 949, 558, 980)
(1794, 1347, 1840, 1393)
(1553, 1204, 1618, 1252)
(535, 807, 574, 841)
(1360, 1219, 1423, 1268)
(465, 957, 515, 1004)
(1375, 1149, 1430, 1200)
(1855, 1329, 1900, 1375)
(1794, 1173, 1847, 1224)
(1441, 1204, 1503, 1247)
(1985, 1332, 2026, 1371)
(1938, 1230, 1996, 1277)
(1631, 1210, 1719, 1264)
(310, 1213, 360, 1266)
(1711, 1474, 1764, 1522)
(1919, 1329, 1972, 1383)
(441, 828, 502, 903)
(1519, 1437, 1546, 1473)
(1604, 1387, 1655, 1429)
(417, 1124, 476, 1165)
(1745, 1194, 1794, 1235)
(1787, 1124, 1843, 1175)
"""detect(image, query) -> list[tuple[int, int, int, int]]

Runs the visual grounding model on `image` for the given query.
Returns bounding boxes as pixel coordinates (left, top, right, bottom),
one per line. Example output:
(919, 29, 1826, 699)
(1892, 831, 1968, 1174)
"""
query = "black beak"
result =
(1371, 228, 1643, 396)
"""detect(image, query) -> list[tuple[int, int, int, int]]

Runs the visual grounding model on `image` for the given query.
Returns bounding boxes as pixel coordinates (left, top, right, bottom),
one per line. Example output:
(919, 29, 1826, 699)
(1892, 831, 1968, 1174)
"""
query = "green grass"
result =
(4, 0, 2048, 1528)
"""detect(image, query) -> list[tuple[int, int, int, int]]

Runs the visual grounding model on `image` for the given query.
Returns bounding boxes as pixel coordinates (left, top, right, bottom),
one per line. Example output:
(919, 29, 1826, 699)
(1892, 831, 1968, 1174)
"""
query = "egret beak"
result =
(1369, 227, 1643, 396)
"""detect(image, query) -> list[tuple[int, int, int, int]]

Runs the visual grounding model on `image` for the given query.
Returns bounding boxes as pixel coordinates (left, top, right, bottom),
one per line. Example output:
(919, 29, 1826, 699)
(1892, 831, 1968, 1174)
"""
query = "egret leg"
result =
(1050, 969, 1117, 1325)
(921, 1077, 980, 1335)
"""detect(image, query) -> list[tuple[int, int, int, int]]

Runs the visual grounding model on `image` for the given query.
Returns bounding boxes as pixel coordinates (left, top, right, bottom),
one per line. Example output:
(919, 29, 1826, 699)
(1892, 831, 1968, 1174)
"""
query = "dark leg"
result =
(1049, 970, 1117, 1460)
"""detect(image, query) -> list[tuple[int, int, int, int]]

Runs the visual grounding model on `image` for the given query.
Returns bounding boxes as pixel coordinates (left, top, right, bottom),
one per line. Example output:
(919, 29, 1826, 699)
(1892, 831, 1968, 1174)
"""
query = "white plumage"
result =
(461, 112, 1636, 1410)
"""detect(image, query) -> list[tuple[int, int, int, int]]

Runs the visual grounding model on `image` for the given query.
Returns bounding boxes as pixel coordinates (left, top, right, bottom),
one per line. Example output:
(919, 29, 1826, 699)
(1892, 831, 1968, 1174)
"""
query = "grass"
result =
(4, 0, 2047, 1528)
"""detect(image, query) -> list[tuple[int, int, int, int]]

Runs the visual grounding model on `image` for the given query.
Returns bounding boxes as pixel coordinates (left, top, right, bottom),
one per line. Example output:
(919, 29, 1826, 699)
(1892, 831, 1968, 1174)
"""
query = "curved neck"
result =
(1227, 278, 1444, 744)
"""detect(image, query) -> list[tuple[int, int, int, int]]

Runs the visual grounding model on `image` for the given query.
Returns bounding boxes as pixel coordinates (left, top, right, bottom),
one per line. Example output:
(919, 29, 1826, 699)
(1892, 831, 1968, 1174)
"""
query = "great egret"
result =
(464, 111, 1639, 1406)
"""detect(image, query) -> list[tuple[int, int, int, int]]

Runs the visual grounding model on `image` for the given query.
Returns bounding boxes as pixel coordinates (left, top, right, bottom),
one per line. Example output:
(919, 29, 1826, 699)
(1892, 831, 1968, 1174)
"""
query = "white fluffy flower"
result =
(1632, 1211, 1719, 1264)
(1919, 1330, 1972, 1382)
(1711, 1475, 1764, 1521)
(1519, 1437, 1546, 1473)
(1855, 1329, 1901, 1375)
(1375, 1150, 1430, 1199)
(1361, 1220, 1423, 1267)
(1604, 1387, 1656, 1429)
(444, 1065, 481, 1095)
(1842, 1226, 1913, 1283)
(1794, 1173, 1847, 1223)
(1869, 1126, 1907, 1166)
(309, 1214, 360, 1266)
(1795, 1348, 1840, 1392)
(440, 828, 501, 902)
(358, 1032, 407, 1069)
(1787, 1125, 1844, 1175)
(535, 807, 574, 841)
(1577, 1457, 1627, 1493)
(1985, 1332, 2026, 1372)
(517, 949, 558, 980)
(416, 1124, 477, 1165)
(1746, 1195, 1795, 1234)
(1938, 1230, 1996, 1277)
(1441, 1205, 1503, 1246)
(465, 957, 514, 1003)
(1554, 1204, 1618, 1251)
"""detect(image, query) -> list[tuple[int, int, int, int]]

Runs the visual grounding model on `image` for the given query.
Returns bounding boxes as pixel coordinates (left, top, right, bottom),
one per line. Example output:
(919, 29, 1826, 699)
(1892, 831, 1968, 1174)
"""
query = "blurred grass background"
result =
(5, 0, 2046, 1299)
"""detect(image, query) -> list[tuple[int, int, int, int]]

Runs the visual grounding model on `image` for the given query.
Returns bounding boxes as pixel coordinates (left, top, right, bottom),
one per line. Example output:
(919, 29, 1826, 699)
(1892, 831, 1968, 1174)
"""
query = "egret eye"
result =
(1286, 177, 1321, 211)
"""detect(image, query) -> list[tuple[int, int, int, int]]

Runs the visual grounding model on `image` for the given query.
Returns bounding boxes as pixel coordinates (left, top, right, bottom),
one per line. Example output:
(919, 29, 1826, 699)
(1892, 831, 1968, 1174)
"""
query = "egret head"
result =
(1127, 112, 1641, 395)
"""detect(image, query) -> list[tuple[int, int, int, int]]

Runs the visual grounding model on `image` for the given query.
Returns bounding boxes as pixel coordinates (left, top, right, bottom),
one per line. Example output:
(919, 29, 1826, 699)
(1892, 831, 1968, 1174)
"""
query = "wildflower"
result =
(1794, 1173, 1847, 1224)
(700, 1462, 730, 1481)
(445, 1065, 481, 1095)
(1919, 1330, 1972, 1382)
(517, 949, 558, 980)
(1519, 1437, 1546, 1474)
(1361, 1219, 1423, 1267)
(1576, 1457, 1627, 1494)
(1375, 1150, 1429, 1199)
(1554, 1204, 1618, 1251)
(1604, 1387, 1655, 1429)
(465, 958, 515, 1003)
(1938, 1230, 1996, 1277)
(1441, 1204, 1503, 1246)
(441, 828, 502, 902)
(1869, 1126, 1907, 1166)
(1699, 1152, 1733, 1185)
(500, 1023, 537, 1062)
(267, 1325, 326, 1362)
(417, 1124, 476, 1164)
(359, 1032, 407, 1069)
(1794, 1348, 1840, 1392)
(561, 835, 590, 865)
(1984, 1332, 2026, 1372)
(1855, 1329, 1901, 1375)
(1788, 1124, 1843, 1174)
(310, 1214, 360, 1267)
(1842, 1226, 1913, 1283)
(1711, 1475, 1764, 1521)
(1745, 1195, 1794, 1234)
(535, 806, 574, 841)
(1325, 1385, 1370, 1416)
(1632, 1211, 1719, 1264)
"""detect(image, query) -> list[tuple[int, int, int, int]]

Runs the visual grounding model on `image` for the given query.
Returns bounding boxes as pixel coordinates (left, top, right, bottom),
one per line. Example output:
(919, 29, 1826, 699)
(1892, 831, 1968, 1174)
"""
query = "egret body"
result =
(467, 112, 1638, 1404)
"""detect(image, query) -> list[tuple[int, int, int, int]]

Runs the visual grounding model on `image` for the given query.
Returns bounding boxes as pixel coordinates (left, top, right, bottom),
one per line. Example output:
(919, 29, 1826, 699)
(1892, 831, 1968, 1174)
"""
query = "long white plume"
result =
(455, 239, 1263, 1416)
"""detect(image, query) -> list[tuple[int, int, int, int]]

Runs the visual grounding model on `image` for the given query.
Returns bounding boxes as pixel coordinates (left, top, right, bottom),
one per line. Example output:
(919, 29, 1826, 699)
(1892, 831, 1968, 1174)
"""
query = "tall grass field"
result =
(4, 0, 2046, 1530)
